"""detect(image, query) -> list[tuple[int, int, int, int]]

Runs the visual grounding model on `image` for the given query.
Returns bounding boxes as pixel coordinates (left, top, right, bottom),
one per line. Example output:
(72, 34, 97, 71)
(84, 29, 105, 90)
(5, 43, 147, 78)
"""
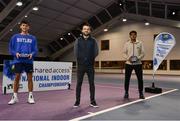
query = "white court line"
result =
(69, 89, 178, 121)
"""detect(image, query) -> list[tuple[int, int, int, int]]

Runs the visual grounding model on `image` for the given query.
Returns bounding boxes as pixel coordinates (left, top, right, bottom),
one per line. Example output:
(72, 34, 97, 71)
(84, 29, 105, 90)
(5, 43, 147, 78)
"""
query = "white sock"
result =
(29, 92, 33, 98)
(13, 93, 17, 98)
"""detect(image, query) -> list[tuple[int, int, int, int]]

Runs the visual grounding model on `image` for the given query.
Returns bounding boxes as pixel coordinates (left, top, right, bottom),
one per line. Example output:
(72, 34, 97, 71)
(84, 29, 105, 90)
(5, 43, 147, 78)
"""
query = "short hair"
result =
(129, 30, 137, 35)
(20, 20, 30, 26)
(81, 23, 92, 30)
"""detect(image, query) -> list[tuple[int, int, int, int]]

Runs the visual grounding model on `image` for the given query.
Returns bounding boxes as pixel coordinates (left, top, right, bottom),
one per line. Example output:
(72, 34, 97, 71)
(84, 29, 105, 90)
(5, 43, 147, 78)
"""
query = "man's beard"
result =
(83, 32, 90, 37)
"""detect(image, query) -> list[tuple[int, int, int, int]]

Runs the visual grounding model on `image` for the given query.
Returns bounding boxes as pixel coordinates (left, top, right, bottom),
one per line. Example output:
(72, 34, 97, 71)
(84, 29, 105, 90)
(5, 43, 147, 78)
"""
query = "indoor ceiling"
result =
(0, 0, 179, 55)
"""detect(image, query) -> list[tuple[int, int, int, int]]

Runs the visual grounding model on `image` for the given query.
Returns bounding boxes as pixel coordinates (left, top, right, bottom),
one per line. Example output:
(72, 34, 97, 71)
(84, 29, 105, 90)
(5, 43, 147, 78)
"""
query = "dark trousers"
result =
(76, 65, 95, 103)
(124, 64, 143, 94)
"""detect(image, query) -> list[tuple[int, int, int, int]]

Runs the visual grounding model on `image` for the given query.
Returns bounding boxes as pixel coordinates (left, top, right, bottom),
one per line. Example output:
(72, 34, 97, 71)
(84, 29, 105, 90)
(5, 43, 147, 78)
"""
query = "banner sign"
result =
(153, 32, 176, 73)
(2, 61, 72, 94)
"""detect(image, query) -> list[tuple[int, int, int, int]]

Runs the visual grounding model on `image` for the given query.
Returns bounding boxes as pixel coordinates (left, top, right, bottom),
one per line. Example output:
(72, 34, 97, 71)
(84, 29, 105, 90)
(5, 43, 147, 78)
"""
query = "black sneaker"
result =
(124, 93, 129, 99)
(73, 101, 80, 108)
(90, 101, 99, 108)
(139, 93, 145, 99)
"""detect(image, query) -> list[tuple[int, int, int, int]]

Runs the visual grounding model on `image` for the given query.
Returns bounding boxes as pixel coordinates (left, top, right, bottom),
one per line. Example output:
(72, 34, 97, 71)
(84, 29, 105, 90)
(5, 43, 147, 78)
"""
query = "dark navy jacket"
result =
(74, 36, 99, 66)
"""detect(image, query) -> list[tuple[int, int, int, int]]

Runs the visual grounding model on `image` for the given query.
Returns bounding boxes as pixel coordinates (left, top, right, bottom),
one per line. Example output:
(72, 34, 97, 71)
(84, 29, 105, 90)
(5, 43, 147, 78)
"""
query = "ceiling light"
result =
(172, 11, 176, 15)
(104, 28, 108, 32)
(145, 22, 150, 26)
(68, 33, 71, 35)
(144, 19, 150, 26)
(60, 37, 63, 40)
(16, 1, 23, 6)
(32, 6, 39, 11)
(122, 18, 127, 22)
(171, 10, 177, 16)
(25, 15, 28, 18)
(118, 0, 123, 7)
(169, 10, 178, 17)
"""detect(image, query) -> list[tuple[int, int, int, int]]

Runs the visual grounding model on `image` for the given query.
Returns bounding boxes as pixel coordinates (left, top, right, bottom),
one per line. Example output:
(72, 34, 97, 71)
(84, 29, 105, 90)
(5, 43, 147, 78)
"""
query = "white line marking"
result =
(69, 89, 178, 121)
(87, 112, 94, 114)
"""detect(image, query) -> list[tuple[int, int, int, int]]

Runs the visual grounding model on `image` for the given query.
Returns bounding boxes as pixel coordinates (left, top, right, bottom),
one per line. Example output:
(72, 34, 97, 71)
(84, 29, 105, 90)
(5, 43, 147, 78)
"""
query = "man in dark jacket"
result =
(73, 24, 99, 108)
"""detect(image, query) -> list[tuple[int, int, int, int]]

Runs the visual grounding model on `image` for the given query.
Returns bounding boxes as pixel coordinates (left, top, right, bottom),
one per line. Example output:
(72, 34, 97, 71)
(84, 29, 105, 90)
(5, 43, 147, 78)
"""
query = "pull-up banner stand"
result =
(145, 32, 176, 93)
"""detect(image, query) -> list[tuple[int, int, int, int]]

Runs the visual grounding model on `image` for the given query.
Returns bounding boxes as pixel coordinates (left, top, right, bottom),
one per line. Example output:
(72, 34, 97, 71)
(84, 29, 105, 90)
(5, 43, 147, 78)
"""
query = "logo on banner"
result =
(3, 60, 15, 80)
(153, 32, 176, 73)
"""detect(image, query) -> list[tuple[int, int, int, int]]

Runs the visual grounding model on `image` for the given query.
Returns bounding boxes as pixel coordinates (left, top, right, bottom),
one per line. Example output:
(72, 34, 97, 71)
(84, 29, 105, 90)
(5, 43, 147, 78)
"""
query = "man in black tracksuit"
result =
(73, 24, 99, 108)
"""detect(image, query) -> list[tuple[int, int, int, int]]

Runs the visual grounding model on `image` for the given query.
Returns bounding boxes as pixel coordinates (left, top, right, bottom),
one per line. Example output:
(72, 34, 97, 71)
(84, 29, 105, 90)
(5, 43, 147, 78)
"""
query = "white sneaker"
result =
(8, 96, 19, 105)
(28, 95, 35, 104)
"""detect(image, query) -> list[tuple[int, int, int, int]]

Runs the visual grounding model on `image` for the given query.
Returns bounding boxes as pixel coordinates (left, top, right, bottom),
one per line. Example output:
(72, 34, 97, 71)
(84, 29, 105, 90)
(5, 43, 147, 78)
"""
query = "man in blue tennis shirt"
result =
(8, 20, 38, 105)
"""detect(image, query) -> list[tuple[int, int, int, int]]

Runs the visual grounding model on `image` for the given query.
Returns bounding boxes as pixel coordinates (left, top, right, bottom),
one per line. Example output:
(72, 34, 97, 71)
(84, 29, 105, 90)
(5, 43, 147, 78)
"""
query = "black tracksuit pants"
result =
(124, 64, 143, 94)
(76, 65, 95, 103)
